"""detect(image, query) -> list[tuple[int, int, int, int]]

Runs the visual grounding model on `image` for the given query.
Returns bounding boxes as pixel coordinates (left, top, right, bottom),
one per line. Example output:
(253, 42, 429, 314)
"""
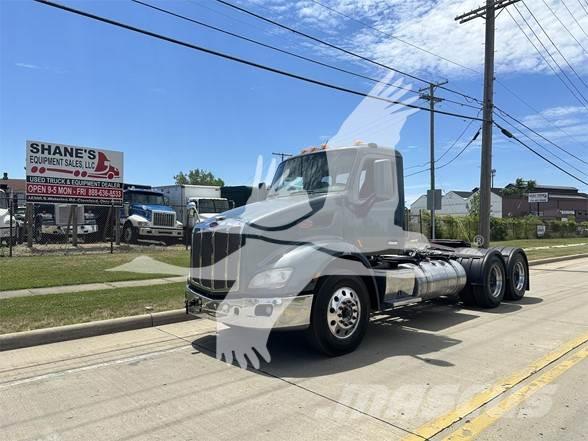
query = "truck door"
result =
(348, 155, 401, 254)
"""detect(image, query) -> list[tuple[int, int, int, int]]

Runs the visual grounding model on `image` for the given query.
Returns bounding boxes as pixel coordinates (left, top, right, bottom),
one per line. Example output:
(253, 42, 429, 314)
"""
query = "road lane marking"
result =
(401, 330, 588, 441)
(441, 345, 588, 440)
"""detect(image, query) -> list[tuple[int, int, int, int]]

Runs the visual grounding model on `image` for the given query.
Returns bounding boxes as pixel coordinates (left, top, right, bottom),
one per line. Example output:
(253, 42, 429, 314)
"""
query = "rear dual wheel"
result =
(504, 252, 527, 301)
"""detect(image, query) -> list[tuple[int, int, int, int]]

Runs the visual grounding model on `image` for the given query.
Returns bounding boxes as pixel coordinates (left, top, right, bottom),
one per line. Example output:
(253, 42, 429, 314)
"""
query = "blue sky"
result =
(1, 0, 587, 204)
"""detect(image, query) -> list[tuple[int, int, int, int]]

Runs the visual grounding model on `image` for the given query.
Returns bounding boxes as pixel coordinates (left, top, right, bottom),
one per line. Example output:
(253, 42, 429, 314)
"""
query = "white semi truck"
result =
(153, 184, 233, 224)
(186, 144, 530, 356)
(0, 189, 18, 245)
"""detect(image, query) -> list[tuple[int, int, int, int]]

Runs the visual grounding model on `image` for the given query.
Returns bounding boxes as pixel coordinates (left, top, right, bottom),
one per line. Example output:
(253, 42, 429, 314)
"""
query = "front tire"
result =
(123, 223, 138, 244)
(307, 276, 370, 356)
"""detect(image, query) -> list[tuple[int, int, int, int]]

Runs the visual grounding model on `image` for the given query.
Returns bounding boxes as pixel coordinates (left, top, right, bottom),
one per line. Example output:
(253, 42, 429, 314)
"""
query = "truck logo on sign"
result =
(26, 140, 124, 206)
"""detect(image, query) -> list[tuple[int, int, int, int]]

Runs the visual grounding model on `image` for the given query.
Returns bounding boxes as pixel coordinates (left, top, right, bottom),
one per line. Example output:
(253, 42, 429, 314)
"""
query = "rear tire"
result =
(307, 276, 370, 356)
(504, 252, 527, 301)
(473, 254, 506, 308)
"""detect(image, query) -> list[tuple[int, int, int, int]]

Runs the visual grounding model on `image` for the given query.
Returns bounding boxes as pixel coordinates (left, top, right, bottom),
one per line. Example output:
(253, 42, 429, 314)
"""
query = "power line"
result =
(495, 122, 588, 186)
(301, 0, 588, 169)
(542, 0, 588, 54)
(561, 0, 588, 38)
(508, 6, 588, 107)
(213, 0, 483, 104)
(131, 0, 480, 111)
(522, 1, 588, 89)
(577, 0, 588, 17)
(405, 127, 481, 177)
(307, 0, 480, 75)
(494, 105, 588, 165)
(493, 112, 588, 177)
(33, 0, 483, 122)
(405, 117, 478, 170)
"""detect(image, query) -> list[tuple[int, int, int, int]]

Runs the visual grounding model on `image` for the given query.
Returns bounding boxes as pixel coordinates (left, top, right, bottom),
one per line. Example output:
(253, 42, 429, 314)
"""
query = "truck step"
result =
(382, 296, 423, 309)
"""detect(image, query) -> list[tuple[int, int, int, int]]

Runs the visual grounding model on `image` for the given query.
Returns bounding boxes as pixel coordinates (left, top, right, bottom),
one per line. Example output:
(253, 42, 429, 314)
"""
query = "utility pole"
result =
(272, 152, 292, 162)
(455, 0, 520, 247)
(419, 80, 447, 240)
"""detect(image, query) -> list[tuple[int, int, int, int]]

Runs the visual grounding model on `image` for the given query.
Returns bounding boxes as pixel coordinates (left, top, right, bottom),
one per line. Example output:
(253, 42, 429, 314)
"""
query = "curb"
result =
(0, 309, 195, 352)
(528, 253, 588, 267)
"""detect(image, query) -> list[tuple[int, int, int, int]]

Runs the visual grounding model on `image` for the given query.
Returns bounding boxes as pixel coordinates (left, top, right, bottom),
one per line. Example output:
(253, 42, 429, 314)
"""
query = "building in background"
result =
(502, 184, 588, 221)
(411, 188, 503, 217)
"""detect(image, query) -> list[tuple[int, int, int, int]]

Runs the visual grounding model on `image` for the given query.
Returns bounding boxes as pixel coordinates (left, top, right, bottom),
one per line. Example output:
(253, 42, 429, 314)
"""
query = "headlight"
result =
(137, 221, 149, 227)
(248, 268, 293, 289)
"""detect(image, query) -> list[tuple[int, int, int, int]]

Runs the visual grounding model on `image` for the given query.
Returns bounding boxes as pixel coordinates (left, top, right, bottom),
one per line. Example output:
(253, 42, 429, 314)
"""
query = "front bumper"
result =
(185, 284, 313, 330)
(139, 227, 183, 238)
(0, 226, 17, 239)
(42, 225, 98, 235)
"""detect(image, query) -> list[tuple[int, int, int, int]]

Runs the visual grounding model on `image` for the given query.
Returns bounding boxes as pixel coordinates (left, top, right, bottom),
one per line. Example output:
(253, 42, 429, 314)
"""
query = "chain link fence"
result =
(405, 210, 588, 242)
(0, 199, 192, 257)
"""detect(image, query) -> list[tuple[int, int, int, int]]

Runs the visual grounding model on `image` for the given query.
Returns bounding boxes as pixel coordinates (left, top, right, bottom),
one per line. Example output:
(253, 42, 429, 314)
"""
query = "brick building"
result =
(502, 184, 588, 221)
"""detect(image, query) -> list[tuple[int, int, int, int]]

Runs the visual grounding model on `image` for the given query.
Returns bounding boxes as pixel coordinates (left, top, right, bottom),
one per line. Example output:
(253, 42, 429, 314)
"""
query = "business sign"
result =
(26, 140, 124, 206)
(528, 192, 549, 203)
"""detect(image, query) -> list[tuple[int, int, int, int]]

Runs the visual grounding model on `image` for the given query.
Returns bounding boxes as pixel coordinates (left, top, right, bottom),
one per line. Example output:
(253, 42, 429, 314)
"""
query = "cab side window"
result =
(357, 159, 376, 199)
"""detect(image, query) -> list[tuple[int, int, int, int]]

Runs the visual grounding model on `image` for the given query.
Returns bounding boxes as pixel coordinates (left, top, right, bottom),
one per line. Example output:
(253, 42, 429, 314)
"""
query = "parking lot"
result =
(1, 257, 586, 441)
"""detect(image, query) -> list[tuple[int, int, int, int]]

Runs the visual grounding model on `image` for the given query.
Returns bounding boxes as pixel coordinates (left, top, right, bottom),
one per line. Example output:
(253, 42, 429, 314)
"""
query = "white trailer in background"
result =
(153, 184, 233, 225)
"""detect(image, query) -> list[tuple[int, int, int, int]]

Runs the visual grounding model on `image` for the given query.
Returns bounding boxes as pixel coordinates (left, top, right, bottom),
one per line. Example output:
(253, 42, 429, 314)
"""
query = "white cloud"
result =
(521, 105, 588, 143)
(255, 0, 588, 78)
(15, 62, 40, 70)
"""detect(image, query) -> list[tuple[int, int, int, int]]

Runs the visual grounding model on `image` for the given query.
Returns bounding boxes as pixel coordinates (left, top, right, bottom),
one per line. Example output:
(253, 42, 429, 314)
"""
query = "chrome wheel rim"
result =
(327, 286, 361, 340)
(124, 227, 131, 242)
(513, 261, 526, 292)
(489, 264, 504, 298)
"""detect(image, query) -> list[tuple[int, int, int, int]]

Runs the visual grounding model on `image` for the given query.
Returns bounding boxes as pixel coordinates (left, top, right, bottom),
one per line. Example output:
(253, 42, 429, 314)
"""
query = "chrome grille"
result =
(191, 225, 242, 292)
(152, 211, 175, 227)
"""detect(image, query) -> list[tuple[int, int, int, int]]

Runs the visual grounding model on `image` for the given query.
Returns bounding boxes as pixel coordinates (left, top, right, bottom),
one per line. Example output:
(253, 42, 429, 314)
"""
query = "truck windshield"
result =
(198, 199, 230, 213)
(268, 150, 356, 197)
(127, 192, 165, 205)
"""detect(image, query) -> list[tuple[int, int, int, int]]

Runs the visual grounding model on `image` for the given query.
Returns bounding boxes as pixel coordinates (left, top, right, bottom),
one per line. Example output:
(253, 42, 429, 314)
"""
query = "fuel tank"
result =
(384, 259, 467, 300)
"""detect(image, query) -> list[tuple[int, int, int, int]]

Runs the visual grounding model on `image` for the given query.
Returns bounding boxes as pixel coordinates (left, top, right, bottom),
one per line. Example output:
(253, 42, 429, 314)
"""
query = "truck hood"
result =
(132, 204, 175, 212)
(202, 193, 336, 229)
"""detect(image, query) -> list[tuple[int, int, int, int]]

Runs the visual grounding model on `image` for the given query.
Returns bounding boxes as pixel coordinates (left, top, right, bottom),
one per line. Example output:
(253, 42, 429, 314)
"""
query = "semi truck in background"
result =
(0, 189, 18, 245)
(153, 184, 234, 229)
(32, 204, 98, 243)
(185, 144, 530, 356)
(121, 186, 183, 244)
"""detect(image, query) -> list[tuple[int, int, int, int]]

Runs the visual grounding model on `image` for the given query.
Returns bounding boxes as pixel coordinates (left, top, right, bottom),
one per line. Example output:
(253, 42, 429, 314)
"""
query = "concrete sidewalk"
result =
(0, 276, 186, 300)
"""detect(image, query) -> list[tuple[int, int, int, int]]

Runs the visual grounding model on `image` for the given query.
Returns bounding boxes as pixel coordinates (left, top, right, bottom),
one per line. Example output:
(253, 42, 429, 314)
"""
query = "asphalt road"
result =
(1, 258, 587, 441)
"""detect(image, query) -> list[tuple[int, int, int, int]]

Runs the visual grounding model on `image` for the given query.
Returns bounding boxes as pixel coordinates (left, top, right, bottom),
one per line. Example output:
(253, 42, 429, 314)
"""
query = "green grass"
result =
(0, 283, 185, 334)
(0, 249, 189, 291)
(493, 237, 588, 260)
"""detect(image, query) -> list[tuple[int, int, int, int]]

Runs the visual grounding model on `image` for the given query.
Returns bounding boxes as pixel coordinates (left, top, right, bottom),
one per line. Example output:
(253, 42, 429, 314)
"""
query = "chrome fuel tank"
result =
(384, 260, 467, 300)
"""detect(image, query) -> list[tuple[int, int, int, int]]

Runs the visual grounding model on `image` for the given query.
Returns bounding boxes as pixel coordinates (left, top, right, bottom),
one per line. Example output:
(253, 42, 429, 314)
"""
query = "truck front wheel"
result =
(307, 276, 370, 356)
(123, 223, 138, 244)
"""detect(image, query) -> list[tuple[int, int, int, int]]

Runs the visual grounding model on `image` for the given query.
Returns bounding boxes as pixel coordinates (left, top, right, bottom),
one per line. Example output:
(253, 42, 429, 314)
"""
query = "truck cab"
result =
(122, 188, 183, 244)
(32, 204, 98, 243)
(0, 189, 18, 245)
(185, 145, 530, 357)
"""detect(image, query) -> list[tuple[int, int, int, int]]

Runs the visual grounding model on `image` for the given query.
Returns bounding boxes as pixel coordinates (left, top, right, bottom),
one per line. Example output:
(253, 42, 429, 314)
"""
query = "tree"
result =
(174, 169, 225, 186)
(503, 178, 536, 196)
(467, 192, 480, 217)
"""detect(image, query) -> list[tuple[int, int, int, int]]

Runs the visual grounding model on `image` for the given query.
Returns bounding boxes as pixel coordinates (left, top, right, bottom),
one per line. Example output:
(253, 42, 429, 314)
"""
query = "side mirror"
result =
(373, 159, 395, 200)
(123, 202, 130, 217)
